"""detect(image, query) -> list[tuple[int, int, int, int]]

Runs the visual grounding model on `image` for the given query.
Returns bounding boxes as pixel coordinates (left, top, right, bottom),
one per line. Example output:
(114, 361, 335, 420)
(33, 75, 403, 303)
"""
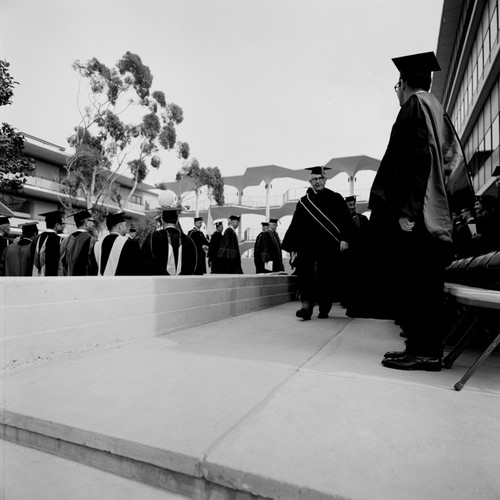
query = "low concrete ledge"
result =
(0, 274, 297, 370)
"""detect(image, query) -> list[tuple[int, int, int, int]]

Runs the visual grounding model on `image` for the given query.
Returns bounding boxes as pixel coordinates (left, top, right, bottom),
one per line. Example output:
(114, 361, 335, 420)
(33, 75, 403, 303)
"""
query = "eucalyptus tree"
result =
(0, 60, 34, 192)
(173, 157, 225, 215)
(63, 51, 189, 212)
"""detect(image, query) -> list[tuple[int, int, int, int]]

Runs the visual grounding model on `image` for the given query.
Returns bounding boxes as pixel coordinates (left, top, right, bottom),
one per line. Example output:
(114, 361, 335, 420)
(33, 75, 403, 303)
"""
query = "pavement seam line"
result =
(199, 319, 350, 476)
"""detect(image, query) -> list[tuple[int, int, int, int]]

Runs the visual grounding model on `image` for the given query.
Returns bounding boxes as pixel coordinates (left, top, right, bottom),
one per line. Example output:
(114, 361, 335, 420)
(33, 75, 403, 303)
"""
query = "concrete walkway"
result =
(1, 302, 500, 499)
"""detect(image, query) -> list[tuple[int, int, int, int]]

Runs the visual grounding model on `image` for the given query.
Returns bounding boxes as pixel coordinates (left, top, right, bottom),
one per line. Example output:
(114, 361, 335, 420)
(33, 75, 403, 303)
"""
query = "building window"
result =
(130, 194, 142, 205)
(492, 115, 499, 150)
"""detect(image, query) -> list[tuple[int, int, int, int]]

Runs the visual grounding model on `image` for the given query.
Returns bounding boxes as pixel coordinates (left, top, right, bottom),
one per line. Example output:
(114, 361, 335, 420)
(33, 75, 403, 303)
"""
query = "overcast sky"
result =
(1, 0, 444, 191)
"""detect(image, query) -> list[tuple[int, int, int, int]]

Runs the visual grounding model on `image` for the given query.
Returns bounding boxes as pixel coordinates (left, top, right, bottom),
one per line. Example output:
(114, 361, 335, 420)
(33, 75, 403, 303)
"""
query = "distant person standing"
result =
(342, 195, 369, 308)
(208, 221, 224, 273)
(253, 222, 274, 273)
(218, 215, 243, 274)
(0, 215, 12, 276)
(268, 218, 285, 272)
(490, 166, 500, 250)
(367, 52, 473, 371)
(93, 212, 141, 276)
(187, 216, 209, 275)
(31, 210, 66, 276)
(59, 210, 97, 276)
(282, 166, 355, 320)
(4, 222, 38, 276)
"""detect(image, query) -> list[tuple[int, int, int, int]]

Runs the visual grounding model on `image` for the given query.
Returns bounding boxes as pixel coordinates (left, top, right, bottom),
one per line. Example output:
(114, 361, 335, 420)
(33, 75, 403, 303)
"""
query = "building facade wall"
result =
(440, 0, 500, 195)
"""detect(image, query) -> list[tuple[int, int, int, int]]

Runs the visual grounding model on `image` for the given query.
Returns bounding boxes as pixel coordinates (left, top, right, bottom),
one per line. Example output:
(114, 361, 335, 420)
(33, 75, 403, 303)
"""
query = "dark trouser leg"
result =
(399, 225, 451, 358)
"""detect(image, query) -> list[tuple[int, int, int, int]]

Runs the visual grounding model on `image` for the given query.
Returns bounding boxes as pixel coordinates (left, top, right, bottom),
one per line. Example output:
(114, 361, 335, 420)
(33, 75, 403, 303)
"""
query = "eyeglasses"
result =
(394, 80, 401, 93)
(310, 176, 326, 182)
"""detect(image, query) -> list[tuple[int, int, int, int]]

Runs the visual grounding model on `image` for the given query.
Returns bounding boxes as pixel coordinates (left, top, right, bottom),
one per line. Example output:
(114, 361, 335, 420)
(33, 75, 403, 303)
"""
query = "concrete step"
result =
(0, 439, 190, 500)
(2, 303, 500, 499)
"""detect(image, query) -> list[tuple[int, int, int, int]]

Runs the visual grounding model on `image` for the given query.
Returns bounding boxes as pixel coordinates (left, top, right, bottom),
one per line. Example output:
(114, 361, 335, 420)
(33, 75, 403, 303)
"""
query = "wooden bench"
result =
(443, 251, 500, 390)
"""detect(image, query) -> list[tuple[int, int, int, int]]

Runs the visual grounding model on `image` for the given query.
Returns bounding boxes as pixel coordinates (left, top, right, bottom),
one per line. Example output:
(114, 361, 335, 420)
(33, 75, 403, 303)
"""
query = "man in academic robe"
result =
(490, 166, 500, 251)
(31, 210, 66, 276)
(367, 52, 474, 371)
(268, 218, 285, 272)
(4, 222, 38, 276)
(93, 212, 141, 276)
(187, 216, 209, 275)
(341, 195, 370, 308)
(0, 215, 12, 276)
(208, 222, 224, 273)
(59, 210, 97, 276)
(140, 207, 197, 275)
(282, 166, 355, 320)
(473, 195, 497, 254)
(217, 215, 243, 274)
(254, 222, 274, 273)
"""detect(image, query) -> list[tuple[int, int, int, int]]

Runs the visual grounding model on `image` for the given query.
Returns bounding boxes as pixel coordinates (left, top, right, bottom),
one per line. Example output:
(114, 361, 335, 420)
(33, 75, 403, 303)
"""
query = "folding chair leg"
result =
(441, 310, 474, 347)
(443, 316, 480, 369)
(454, 331, 500, 391)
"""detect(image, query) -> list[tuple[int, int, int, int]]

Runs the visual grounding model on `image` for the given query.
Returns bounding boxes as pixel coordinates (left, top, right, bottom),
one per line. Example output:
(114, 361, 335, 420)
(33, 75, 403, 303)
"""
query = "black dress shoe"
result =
(296, 308, 312, 320)
(381, 355, 442, 372)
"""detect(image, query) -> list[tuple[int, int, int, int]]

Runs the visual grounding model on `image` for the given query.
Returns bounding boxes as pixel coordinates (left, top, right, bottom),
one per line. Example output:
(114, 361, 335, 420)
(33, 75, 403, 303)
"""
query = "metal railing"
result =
(183, 186, 371, 212)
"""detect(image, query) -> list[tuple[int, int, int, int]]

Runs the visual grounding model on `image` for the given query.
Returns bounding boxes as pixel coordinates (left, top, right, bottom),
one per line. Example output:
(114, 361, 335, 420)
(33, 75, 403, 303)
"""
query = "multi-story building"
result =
(434, 0, 500, 197)
(0, 134, 158, 233)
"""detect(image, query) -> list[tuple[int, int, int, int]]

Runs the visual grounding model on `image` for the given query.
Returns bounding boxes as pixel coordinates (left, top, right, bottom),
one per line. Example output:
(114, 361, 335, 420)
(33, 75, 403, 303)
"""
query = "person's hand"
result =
(340, 241, 349, 252)
(399, 216, 415, 232)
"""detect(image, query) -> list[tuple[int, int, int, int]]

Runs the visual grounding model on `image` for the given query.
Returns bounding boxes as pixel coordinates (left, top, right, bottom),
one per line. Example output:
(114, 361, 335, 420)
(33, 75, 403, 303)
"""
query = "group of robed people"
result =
(1, 49, 487, 376)
(0, 205, 248, 277)
(253, 218, 285, 273)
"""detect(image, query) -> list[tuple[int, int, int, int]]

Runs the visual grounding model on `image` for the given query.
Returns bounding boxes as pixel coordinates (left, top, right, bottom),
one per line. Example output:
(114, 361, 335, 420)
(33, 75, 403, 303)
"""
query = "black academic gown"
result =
(4, 238, 33, 276)
(366, 91, 471, 356)
(341, 211, 370, 308)
(0, 234, 9, 276)
(31, 230, 61, 276)
(208, 230, 224, 273)
(94, 233, 141, 276)
(254, 231, 275, 273)
(217, 226, 243, 274)
(268, 230, 285, 272)
(141, 226, 197, 275)
(60, 230, 97, 276)
(282, 187, 355, 308)
(187, 228, 209, 275)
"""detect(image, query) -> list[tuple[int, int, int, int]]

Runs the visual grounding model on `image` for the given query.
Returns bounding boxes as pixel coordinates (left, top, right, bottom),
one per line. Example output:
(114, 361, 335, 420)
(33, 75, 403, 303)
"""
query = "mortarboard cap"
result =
(269, 218, 278, 224)
(261, 222, 269, 226)
(71, 210, 93, 225)
(194, 217, 203, 222)
(305, 166, 331, 176)
(344, 195, 357, 203)
(392, 51, 441, 74)
(229, 215, 240, 221)
(105, 212, 126, 230)
(20, 222, 38, 238)
(492, 166, 500, 177)
(39, 210, 65, 226)
(0, 215, 10, 225)
(215, 221, 223, 227)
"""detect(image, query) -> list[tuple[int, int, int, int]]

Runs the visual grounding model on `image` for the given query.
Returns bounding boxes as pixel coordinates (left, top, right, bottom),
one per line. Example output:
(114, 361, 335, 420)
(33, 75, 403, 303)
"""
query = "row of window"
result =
(452, 0, 499, 135)
(449, 0, 500, 193)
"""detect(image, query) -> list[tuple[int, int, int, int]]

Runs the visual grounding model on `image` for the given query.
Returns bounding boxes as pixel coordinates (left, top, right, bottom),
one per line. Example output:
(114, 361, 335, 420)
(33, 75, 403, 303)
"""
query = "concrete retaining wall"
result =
(0, 274, 297, 370)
